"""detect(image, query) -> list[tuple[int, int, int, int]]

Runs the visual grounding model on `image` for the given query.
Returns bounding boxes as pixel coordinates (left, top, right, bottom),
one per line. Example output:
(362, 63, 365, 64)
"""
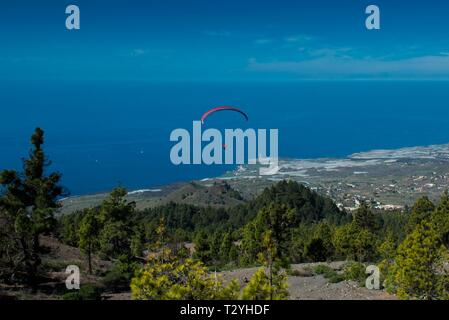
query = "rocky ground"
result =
(219, 262, 396, 301)
(287, 276, 394, 300)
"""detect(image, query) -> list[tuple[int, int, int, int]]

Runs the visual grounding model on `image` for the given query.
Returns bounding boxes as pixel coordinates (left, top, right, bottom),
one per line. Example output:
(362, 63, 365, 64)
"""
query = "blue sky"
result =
(2, 0, 449, 81)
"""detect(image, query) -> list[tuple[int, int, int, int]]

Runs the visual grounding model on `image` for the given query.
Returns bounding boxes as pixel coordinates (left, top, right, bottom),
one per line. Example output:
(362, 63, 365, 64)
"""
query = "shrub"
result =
(103, 259, 139, 292)
(131, 249, 240, 300)
(343, 262, 366, 286)
(288, 268, 313, 277)
(241, 267, 288, 300)
(62, 292, 80, 300)
(313, 265, 343, 283)
(62, 284, 102, 300)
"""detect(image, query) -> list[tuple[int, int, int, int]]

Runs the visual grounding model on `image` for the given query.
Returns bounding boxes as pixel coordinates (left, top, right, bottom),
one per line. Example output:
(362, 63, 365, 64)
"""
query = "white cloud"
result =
(247, 54, 449, 79)
(131, 49, 147, 57)
(204, 31, 232, 37)
(284, 34, 314, 43)
(254, 38, 273, 45)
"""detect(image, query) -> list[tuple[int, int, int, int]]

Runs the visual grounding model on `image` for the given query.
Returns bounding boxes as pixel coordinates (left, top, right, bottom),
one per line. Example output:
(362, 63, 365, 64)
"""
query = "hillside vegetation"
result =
(1, 129, 448, 300)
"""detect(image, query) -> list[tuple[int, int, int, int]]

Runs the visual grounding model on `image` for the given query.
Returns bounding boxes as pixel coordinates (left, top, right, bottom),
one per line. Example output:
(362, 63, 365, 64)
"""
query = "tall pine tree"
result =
(0, 128, 64, 286)
(391, 221, 446, 300)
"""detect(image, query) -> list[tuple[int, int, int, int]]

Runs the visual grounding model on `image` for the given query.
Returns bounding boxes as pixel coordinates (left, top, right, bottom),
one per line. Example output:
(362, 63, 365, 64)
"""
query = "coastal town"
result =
(222, 143, 449, 212)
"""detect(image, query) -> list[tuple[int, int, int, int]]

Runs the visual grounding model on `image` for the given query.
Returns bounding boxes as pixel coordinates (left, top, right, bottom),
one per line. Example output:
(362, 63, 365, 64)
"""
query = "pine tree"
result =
(377, 231, 397, 290)
(99, 187, 135, 222)
(432, 191, 449, 247)
(0, 128, 64, 286)
(241, 231, 288, 300)
(304, 238, 327, 262)
(314, 222, 334, 252)
(304, 222, 335, 262)
(228, 244, 239, 264)
(130, 226, 146, 258)
(131, 249, 239, 300)
(219, 232, 232, 263)
(131, 221, 239, 300)
(78, 209, 100, 274)
(99, 220, 131, 259)
(407, 196, 435, 232)
(353, 202, 376, 231)
(98, 187, 135, 259)
(391, 221, 446, 300)
(209, 231, 222, 264)
(378, 231, 396, 263)
(241, 202, 295, 265)
(155, 217, 167, 250)
(193, 230, 211, 264)
(332, 222, 376, 262)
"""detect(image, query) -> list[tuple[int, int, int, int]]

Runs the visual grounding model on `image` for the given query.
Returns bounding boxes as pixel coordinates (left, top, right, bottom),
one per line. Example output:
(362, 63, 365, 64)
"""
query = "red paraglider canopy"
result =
(200, 106, 249, 124)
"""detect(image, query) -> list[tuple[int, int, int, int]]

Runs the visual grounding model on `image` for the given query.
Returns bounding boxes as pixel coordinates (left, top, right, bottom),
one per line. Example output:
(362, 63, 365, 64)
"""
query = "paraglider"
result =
(169, 105, 279, 175)
(200, 106, 249, 124)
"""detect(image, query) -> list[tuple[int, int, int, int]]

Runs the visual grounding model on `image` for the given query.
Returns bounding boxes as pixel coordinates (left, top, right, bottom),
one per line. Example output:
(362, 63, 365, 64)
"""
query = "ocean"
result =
(1, 80, 449, 195)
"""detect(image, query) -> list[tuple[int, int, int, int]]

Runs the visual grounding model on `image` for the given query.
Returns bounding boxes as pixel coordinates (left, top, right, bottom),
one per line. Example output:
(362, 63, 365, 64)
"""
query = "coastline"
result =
(58, 141, 449, 215)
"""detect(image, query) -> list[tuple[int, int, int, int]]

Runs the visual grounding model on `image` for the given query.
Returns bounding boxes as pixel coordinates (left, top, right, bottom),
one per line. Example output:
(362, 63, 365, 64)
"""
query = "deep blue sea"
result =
(1, 81, 449, 195)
